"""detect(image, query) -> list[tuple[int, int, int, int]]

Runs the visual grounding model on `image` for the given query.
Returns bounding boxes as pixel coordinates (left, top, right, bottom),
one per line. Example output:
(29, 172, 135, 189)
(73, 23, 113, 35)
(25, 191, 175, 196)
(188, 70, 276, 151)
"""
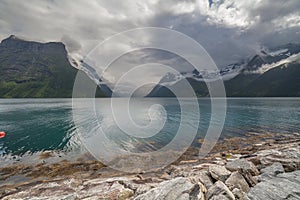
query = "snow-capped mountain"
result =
(147, 43, 300, 97)
(80, 61, 112, 97)
(68, 42, 300, 98)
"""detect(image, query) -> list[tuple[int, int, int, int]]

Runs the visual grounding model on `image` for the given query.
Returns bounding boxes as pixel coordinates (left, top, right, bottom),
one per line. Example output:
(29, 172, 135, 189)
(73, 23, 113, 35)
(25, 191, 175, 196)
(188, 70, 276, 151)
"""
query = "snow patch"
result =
(267, 48, 289, 57)
(252, 53, 300, 74)
(159, 62, 245, 86)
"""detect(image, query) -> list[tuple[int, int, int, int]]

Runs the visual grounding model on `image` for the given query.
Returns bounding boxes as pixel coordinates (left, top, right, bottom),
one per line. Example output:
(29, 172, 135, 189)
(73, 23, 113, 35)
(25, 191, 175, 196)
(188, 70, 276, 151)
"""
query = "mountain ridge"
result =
(1, 35, 299, 98)
(0, 35, 106, 98)
(147, 43, 300, 97)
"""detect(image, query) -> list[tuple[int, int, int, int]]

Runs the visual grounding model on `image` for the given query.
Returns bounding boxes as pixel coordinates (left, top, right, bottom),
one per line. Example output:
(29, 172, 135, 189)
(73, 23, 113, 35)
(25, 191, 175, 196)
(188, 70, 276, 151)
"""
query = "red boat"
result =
(0, 131, 5, 138)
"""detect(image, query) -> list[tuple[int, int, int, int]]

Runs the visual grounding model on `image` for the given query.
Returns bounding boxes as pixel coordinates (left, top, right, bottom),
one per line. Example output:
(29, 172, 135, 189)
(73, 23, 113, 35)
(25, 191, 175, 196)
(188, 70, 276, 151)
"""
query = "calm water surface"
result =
(0, 98, 299, 158)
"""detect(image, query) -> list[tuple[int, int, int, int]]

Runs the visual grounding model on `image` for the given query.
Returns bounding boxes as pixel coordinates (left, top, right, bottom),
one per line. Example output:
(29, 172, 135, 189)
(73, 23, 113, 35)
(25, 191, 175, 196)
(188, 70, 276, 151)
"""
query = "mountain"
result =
(80, 61, 112, 97)
(2, 35, 298, 98)
(227, 61, 300, 97)
(147, 43, 300, 97)
(0, 35, 106, 98)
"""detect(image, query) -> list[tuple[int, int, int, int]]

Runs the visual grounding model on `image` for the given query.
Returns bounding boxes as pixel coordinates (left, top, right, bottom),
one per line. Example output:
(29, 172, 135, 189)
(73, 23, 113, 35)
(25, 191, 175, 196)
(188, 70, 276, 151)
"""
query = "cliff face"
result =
(0, 35, 76, 97)
(0, 35, 105, 98)
(0, 35, 66, 54)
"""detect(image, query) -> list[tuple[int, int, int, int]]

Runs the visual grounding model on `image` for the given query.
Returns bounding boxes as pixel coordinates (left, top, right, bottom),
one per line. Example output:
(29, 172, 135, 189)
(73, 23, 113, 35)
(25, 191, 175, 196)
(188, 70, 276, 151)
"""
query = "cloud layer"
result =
(0, 0, 299, 94)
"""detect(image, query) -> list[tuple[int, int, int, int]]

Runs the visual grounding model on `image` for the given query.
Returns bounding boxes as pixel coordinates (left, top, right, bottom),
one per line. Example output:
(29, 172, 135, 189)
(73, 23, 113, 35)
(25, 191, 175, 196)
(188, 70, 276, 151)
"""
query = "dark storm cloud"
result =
(147, 0, 300, 66)
(0, 0, 299, 87)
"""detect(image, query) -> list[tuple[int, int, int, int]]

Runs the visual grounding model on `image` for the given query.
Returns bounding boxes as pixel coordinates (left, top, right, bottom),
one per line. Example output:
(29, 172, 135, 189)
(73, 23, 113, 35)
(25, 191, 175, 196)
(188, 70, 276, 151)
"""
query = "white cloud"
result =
(272, 14, 300, 30)
(197, 0, 261, 29)
(171, 2, 196, 14)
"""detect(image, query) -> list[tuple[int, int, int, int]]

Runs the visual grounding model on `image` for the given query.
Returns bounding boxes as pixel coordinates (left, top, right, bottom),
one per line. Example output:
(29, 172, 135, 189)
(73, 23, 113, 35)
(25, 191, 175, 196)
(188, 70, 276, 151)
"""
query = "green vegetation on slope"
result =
(235, 62, 300, 97)
(0, 36, 106, 98)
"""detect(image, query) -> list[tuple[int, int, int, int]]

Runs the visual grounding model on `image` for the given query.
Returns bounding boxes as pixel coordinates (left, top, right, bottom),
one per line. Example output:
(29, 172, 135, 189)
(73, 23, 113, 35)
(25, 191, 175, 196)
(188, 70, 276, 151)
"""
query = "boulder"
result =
(226, 159, 259, 176)
(118, 188, 134, 200)
(133, 177, 204, 200)
(225, 172, 250, 193)
(246, 170, 300, 200)
(209, 164, 231, 182)
(256, 148, 300, 172)
(232, 188, 246, 200)
(258, 162, 285, 182)
(241, 170, 258, 187)
(206, 181, 235, 200)
(198, 170, 214, 189)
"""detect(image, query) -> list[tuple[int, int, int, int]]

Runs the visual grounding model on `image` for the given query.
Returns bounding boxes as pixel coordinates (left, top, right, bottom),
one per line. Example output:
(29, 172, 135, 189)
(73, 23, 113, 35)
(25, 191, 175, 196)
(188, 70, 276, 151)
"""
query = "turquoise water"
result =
(0, 98, 299, 157)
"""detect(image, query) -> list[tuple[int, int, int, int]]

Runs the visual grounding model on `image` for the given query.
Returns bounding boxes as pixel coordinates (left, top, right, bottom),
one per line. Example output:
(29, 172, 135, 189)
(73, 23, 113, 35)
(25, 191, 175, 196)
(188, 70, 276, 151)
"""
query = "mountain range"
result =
(148, 43, 300, 97)
(0, 35, 299, 98)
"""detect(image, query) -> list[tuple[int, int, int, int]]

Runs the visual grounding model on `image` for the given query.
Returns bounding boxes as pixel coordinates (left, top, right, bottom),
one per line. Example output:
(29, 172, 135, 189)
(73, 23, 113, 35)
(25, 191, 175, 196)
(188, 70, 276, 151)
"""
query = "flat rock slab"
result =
(198, 171, 214, 189)
(226, 159, 259, 176)
(256, 148, 300, 172)
(209, 164, 231, 183)
(258, 162, 285, 182)
(133, 177, 203, 200)
(2, 177, 135, 200)
(207, 181, 235, 200)
(246, 170, 300, 200)
(225, 171, 250, 193)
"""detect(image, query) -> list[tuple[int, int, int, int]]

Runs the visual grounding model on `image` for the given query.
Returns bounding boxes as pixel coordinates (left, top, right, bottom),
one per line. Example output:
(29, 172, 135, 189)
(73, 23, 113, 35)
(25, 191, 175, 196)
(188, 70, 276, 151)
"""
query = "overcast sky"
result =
(0, 0, 299, 95)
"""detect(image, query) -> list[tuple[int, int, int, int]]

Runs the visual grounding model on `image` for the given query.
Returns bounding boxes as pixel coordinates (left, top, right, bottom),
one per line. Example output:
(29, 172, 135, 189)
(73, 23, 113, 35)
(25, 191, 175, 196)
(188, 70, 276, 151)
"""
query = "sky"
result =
(0, 0, 299, 95)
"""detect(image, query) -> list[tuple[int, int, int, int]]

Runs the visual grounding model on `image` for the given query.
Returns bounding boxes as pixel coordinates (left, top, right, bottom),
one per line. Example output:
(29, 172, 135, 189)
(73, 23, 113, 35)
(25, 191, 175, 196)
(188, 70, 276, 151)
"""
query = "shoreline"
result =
(1, 132, 299, 199)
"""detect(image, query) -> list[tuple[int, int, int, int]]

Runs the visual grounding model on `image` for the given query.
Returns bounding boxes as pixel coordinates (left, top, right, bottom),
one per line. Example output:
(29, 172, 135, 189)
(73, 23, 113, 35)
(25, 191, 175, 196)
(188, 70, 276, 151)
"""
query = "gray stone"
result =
(2, 177, 135, 200)
(118, 188, 134, 200)
(133, 177, 202, 200)
(225, 171, 250, 193)
(256, 148, 300, 172)
(198, 170, 214, 189)
(232, 188, 246, 200)
(209, 164, 232, 182)
(246, 170, 300, 200)
(206, 181, 235, 200)
(260, 162, 285, 174)
(135, 184, 154, 196)
(210, 195, 234, 200)
(241, 170, 258, 187)
(226, 159, 259, 176)
(258, 162, 285, 182)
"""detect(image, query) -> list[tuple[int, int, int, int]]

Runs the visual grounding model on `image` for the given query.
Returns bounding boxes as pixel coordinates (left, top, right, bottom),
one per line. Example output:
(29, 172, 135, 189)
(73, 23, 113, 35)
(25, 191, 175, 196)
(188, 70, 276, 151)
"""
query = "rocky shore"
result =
(1, 132, 299, 200)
